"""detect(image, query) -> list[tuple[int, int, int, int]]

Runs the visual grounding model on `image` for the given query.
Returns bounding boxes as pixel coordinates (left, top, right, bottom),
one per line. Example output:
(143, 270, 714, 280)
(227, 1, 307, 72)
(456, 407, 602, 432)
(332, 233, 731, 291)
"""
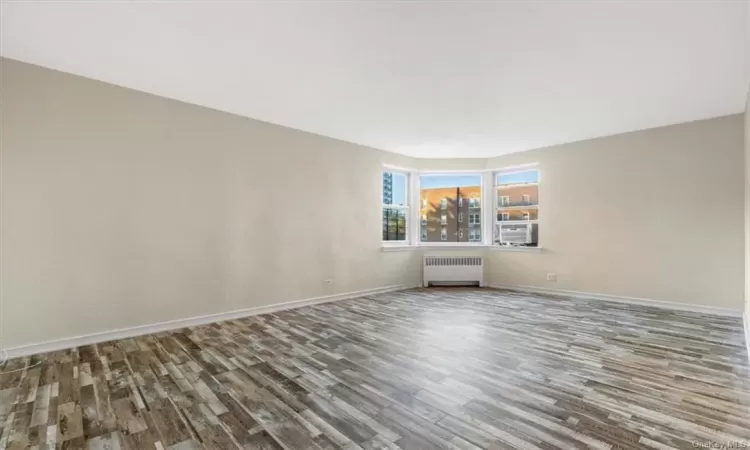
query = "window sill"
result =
(489, 246, 543, 253)
(381, 244, 418, 252)
(381, 244, 543, 252)
(419, 244, 490, 250)
(382, 243, 491, 252)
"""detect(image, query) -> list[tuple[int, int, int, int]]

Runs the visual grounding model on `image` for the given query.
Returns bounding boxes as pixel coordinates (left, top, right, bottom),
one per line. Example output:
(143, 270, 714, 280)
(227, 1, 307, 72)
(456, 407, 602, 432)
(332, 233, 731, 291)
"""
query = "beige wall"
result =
(415, 158, 489, 171)
(487, 115, 745, 310)
(745, 88, 750, 324)
(0, 58, 422, 349)
(2, 57, 745, 352)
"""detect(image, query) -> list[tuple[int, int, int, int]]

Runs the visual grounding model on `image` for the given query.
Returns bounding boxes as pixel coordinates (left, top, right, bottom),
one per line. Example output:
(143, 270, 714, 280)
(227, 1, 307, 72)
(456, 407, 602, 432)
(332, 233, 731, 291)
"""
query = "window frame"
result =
(418, 171, 488, 247)
(382, 164, 539, 249)
(381, 168, 412, 245)
(494, 166, 540, 247)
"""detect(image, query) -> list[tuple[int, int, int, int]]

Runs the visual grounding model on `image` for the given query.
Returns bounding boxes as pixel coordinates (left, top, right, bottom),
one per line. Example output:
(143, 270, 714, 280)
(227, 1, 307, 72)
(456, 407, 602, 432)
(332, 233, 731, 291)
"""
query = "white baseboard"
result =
(3, 284, 414, 360)
(489, 284, 744, 317)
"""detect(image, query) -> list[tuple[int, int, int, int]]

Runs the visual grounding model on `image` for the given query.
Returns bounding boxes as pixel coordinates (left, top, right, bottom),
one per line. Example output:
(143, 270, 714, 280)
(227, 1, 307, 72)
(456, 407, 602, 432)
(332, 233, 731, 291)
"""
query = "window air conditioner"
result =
(495, 223, 538, 245)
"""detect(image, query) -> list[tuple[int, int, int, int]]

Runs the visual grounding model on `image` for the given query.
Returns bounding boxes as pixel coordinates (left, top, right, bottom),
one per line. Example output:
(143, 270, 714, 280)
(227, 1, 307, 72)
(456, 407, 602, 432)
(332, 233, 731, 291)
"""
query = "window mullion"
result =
(482, 171, 494, 245)
(409, 171, 420, 245)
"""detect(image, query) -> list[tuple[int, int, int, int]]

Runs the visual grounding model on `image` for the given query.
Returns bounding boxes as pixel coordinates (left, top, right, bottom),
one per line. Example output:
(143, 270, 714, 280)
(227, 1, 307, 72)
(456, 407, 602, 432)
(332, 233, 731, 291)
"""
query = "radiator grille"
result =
(424, 256, 483, 267)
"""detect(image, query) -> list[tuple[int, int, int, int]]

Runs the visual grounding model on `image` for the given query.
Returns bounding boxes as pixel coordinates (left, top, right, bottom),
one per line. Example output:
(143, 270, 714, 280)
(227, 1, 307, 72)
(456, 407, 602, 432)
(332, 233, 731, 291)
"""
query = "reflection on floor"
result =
(0, 288, 748, 449)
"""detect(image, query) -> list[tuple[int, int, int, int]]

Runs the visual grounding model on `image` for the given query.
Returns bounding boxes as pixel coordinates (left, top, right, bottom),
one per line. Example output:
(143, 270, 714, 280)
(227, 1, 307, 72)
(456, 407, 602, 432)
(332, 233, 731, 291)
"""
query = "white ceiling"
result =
(1, 1, 748, 158)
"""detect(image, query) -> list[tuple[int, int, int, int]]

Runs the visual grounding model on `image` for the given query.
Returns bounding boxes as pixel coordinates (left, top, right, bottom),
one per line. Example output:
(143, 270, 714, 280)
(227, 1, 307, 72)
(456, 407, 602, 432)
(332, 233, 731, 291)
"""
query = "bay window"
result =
(382, 165, 539, 249)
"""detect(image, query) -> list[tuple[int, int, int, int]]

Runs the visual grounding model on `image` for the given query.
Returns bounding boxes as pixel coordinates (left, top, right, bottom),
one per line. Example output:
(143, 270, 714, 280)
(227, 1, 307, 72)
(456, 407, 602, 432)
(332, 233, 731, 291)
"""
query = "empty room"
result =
(1, 1, 749, 449)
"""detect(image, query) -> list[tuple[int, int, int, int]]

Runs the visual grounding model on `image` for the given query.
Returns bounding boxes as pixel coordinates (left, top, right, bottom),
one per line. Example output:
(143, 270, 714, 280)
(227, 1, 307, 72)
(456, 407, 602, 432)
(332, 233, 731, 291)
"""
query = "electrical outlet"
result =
(546, 273, 557, 282)
(323, 279, 333, 284)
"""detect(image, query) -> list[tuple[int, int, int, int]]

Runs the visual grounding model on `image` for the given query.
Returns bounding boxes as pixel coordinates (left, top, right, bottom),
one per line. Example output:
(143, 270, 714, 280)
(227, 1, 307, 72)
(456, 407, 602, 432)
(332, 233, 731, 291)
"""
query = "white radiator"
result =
(423, 256, 484, 287)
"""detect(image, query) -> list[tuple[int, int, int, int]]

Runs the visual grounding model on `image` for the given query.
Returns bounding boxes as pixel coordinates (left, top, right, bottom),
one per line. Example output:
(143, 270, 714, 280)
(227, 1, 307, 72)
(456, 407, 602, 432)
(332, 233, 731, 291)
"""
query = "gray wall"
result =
(745, 87, 750, 335)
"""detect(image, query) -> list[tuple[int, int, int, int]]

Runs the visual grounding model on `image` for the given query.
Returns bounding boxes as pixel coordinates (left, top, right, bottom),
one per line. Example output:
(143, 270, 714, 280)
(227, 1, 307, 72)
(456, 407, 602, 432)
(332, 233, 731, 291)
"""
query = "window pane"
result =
(496, 170, 539, 185)
(495, 169, 539, 247)
(497, 209, 538, 221)
(497, 171, 538, 207)
(382, 207, 407, 241)
(383, 171, 407, 206)
(420, 174, 481, 243)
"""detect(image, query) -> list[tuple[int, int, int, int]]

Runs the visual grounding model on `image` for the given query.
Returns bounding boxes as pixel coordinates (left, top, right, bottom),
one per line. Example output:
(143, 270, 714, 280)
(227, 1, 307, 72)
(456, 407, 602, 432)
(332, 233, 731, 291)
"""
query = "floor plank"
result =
(0, 288, 748, 449)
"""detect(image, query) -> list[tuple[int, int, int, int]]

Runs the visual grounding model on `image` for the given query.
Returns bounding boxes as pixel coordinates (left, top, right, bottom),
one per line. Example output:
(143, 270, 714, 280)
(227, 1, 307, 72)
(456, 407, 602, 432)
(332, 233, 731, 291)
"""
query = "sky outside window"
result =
(393, 175, 482, 201)
(386, 172, 408, 205)
(497, 170, 538, 185)
(392, 175, 482, 206)
(390, 172, 537, 204)
(420, 175, 482, 189)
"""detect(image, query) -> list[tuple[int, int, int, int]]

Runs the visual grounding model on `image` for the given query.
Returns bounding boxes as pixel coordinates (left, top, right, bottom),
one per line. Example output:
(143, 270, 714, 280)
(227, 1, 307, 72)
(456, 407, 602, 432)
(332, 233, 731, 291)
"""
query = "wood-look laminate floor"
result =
(1, 288, 748, 450)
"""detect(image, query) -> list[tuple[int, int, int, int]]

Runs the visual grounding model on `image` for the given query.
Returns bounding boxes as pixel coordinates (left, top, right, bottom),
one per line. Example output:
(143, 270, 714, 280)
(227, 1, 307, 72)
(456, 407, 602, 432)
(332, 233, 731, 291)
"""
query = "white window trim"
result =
(494, 165, 540, 247)
(489, 245, 543, 252)
(416, 170, 492, 247)
(497, 204, 539, 211)
(381, 168, 412, 246)
(501, 220, 540, 225)
(381, 164, 540, 249)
